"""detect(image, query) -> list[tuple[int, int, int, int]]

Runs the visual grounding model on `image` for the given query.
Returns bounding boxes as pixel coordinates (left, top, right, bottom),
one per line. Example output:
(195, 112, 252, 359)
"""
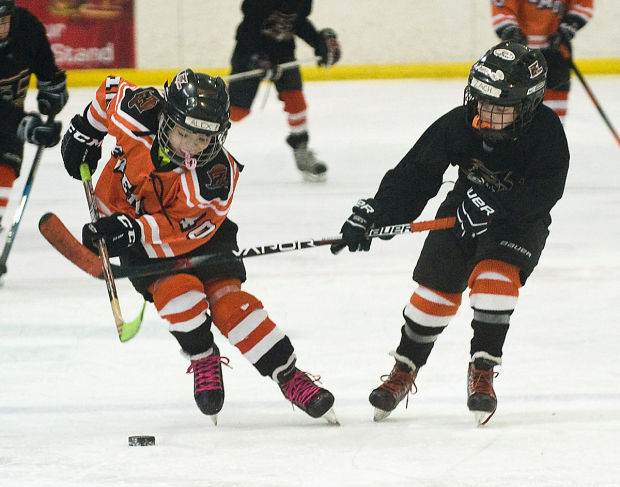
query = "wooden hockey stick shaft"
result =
(80, 164, 144, 342)
(0, 115, 55, 277)
(39, 212, 456, 280)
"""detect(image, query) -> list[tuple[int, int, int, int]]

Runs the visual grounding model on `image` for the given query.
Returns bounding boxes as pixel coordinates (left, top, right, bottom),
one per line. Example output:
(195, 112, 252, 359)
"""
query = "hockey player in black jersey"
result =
(332, 41, 569, 425)
(0, 0, 67, 232)
(228, 0, 340, 182)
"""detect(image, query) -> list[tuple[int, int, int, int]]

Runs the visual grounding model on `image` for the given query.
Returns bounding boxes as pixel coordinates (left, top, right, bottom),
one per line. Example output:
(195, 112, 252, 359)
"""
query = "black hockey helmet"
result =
(158, 69, 231, 168)
(0, 0, 14, 16)
(464, 41, 547, 144)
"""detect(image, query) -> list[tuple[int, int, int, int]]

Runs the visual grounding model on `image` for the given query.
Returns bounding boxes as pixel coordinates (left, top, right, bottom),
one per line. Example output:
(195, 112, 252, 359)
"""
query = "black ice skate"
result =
(369, 363, 418, 421)
(286, 133, 327, 182)
(467, 358, 499, 426)
(279, 367, 338, 424)
(186, 345, 230, 425)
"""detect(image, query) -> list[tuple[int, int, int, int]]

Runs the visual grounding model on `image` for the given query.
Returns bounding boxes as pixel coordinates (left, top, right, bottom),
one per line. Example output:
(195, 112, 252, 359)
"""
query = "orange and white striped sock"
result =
(395, 285, 462, 368)
(206, 278, 294, 381)
(0, 165, 17, 227)
(152, 273, 213, 358)
(468, 259, 521, 360)
(279, 90, 308, 135)
(543, 89, 569, 124)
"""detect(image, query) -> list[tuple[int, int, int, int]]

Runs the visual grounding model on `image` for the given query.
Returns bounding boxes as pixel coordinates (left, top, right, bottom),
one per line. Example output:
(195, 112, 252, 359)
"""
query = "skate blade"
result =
(473, 410, 493, 426)
(210, 414, 218, 426)
(301, 172, 327, 183)
(373, 408, 392, 422)
(322, 408, 340, 425)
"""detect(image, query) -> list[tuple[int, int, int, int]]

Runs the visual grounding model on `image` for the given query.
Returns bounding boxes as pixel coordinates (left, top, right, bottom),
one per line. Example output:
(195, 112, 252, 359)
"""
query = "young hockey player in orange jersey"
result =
(59, 69, 337, 425)
(491, 0, 593, 122)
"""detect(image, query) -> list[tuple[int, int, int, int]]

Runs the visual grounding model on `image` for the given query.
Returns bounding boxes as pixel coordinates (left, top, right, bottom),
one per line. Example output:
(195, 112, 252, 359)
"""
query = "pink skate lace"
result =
(182, 150, 197, 170)
(281, 370, 323, 408)
(187, 354, 230, 393)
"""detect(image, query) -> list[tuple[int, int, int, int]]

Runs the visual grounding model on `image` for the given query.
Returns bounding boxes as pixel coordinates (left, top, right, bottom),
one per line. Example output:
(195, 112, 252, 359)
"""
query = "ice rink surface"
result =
(1, 75, 619, 487)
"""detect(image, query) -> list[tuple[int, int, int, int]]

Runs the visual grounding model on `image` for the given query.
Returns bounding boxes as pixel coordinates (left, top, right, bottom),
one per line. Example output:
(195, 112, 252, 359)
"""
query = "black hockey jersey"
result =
(373, 105, 569, 230)
(235, 0, 319, 56)
(0, 7, 59, 125)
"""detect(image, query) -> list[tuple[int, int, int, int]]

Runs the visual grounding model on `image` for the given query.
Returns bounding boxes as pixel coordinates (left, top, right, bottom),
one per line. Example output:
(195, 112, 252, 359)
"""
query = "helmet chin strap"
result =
(182, 150, 197, 170)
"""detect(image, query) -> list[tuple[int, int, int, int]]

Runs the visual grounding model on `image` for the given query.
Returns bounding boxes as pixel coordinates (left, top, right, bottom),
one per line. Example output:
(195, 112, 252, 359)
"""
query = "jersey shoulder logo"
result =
(205, 163, 229, 190)
(127, 90, 159, 113)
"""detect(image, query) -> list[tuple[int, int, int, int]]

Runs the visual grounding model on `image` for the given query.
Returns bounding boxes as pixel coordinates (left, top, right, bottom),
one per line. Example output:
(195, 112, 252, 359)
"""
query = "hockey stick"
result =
(39, 212, 456, 280)
(570, 60, 620, 148)
(80, 164, 144, 342)
(0, 115, 55, 278)
(224, 56, 321, 83)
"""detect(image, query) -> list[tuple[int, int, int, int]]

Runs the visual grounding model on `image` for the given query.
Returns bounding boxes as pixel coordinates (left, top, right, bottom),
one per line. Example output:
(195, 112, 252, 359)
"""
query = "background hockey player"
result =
(491, 0, 593, 123)
(60, 68, 337, 424)
(0, 0, 67, 232)
(331, 41, 569, 425)
(228, 0, 341, 182)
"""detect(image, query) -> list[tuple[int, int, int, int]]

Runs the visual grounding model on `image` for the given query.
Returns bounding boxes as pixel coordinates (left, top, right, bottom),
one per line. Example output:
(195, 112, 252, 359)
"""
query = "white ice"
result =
(1, 76, 619, 487)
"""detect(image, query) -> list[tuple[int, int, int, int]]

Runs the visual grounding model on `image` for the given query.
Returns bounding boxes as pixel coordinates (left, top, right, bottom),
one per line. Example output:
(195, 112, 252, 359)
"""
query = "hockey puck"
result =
(128, 435, 155, 447)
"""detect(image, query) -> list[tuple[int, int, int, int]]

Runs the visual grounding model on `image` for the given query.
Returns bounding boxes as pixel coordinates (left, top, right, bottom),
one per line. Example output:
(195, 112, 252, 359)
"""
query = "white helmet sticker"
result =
(471, 78, 502, 98)
(475, 65, 505, 81)
(185, 116, 219, 132)
(527, 81, 546, 95)
(493, 48, 516, 61)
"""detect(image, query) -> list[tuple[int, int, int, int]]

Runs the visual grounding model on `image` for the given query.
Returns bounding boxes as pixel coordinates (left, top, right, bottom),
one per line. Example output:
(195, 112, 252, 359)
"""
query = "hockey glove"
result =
(249, 53, 282, 81)
(331, 198, 382, 254)
(37, 70, 69, 116)
(455, 185, 503, 239)
(17, 113, 62, 147)
(61, 114, 105, 180)
(315, 28, 341, 68)
(82, 213, 141, 257)
(549, 13, 583, 55)
(499, 24, 527, 45)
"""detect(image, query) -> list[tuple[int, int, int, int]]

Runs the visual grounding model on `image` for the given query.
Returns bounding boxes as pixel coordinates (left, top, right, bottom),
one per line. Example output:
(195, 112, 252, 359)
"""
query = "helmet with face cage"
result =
(464, 41, 547, 144)
(158, 69, 230, 168)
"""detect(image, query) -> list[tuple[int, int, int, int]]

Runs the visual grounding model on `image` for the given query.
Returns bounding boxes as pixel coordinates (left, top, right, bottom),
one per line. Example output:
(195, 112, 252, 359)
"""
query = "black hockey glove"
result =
(499, 24, 527, 45)
(249, 53, 282, 81)
(17, 113, 62, 147)
(37, 70, 69, 116)
(82, 213, 141, 257)
(315, 28, 341, 68)
(455, 185, 503, 239)
(61, 114, 105, 180)
(331, 198, 382, 254)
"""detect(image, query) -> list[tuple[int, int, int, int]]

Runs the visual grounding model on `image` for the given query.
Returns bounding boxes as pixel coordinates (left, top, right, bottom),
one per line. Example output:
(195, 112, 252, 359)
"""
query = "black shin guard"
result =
(396, 321, 446, 368)
(470, 310, 511, 359)
(171, 318, 215, 357)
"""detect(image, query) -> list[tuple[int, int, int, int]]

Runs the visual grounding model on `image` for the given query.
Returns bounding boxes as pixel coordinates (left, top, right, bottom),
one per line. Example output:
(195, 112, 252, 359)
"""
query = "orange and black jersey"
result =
(373, 105, 569, 230)
(0, 7, 60, 119)
(492, 0, 593, 49)
(235, 0, 320, 54)
(85, 76, 242, 258)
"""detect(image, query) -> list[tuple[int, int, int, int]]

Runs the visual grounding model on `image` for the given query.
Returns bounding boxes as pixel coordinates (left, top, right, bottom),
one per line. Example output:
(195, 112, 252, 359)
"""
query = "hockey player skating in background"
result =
(228, 0, 341, 182)
(491, 0, 593, 123)
(332, 42, 569, 425)
(0, 0, 67, 232)
(60, 69, 337, 424)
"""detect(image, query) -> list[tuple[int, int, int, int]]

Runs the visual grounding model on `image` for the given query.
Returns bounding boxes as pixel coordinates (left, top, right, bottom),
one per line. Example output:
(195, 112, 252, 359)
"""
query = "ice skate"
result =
(467, 357, 499, 426)
(286, 133, 327, 182)
(279, 368, 338, 424)
(186, 345, 230, 424)
(369, 363, 418, 421)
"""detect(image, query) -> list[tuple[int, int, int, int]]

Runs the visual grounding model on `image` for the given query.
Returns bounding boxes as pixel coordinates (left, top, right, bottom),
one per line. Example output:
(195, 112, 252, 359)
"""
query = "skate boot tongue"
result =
(187, 345, 230, 421)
